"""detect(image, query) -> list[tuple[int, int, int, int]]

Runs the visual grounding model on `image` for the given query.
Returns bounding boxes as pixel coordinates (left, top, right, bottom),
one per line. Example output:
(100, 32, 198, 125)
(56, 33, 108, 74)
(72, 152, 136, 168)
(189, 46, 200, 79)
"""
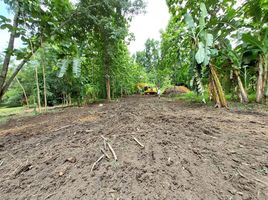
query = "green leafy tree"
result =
(0, 0, 72, 101)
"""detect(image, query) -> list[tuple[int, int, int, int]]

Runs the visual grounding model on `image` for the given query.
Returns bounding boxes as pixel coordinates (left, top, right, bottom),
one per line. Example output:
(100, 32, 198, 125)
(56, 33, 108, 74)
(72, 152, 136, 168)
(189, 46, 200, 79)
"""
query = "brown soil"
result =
(0, 96, 268, 200)
(163, 86, 191, 96)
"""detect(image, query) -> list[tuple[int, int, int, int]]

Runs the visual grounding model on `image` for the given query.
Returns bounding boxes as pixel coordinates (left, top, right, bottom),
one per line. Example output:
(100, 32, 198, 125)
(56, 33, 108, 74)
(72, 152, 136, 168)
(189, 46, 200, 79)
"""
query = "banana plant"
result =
(58, 57, 81, 78)
(57, 43, 83, 78)
(242, 30, 268, 102)
(222, 43, 249, 103)
(184, 2, 227, 107)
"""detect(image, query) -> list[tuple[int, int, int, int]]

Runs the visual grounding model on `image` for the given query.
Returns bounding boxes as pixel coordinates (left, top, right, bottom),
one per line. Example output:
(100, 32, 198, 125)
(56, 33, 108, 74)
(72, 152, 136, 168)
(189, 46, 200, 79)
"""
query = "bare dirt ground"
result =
(0, 96, 268, 200)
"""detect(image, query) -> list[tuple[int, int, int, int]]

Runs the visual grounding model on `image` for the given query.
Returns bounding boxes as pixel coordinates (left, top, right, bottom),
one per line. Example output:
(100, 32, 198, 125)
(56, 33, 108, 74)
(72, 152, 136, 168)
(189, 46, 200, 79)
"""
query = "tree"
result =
(164, 0, 256, 106)
(0, 0, 72, 101)
(242, 0, 268, 102)
(159, 16, 189, 85)
(135, 39, 160, 84)
(72, 0, 145, 101)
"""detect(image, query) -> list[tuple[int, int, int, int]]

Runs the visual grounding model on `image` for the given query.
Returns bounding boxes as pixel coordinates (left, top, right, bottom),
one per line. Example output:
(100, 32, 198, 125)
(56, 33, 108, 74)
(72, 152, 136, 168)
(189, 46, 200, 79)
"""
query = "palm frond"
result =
(58, 59, 69, 78)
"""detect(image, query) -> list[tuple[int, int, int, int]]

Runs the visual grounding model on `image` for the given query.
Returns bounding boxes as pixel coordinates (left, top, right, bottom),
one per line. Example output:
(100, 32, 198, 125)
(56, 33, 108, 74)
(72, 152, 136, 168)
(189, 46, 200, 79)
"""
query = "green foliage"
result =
(2, 0, 268, 107)
(58, 59, 69, 78)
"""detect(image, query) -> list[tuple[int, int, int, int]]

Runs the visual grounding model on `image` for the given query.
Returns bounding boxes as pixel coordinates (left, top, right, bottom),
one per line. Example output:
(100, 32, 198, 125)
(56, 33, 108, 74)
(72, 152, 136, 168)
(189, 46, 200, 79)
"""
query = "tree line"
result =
(0, 0, 267, 109)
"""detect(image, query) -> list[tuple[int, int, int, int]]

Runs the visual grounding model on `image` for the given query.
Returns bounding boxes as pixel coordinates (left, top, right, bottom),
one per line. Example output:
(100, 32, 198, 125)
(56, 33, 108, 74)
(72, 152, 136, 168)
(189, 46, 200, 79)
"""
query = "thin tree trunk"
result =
(102, 32, 111, 101)
(62, 93, 65, 107)
(104, 54, 111, 101)
(256, 54, 264, 103)
(35, 65, 41, 112)
(244, 66, 247, 91)
(68, 94, 72, 105)
(234, 70, 248, 104)
(106, 77, 111, 101)
(0, 9, 20, 90)
(263, 54, 268, 98)
(40, 46, 47, 111)
(15, 77, 29, 108)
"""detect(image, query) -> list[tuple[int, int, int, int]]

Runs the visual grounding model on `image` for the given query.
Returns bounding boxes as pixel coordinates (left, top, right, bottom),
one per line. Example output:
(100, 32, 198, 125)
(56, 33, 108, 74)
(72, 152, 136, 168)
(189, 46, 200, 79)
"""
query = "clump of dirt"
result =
(163, 86, 191, 96)
(0, 96, 267, 200)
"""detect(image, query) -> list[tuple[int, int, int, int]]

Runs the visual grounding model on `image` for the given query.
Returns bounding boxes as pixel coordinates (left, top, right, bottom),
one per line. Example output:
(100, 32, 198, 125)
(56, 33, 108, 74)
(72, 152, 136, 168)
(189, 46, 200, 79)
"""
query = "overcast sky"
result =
(0, 0, 170, 55)
(128, 0, 170, 54)
(0, 2, 12, 54)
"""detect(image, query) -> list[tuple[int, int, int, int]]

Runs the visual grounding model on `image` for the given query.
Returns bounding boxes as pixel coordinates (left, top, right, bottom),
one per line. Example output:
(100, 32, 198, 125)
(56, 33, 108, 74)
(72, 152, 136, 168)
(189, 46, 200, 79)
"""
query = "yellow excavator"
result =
(136, 83, 157, 95)
(144, 86, 157, 95)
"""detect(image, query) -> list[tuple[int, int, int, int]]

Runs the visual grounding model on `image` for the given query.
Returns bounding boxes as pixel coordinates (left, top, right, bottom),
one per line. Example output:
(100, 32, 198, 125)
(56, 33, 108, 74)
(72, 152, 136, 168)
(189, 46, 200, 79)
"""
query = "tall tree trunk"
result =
(263, 54, 268, 99)
(68, 94, 72, 105)
(35, 65, 41, 112)
(234, 70, 248, 104)
(256, 54, 264, 103)
(210, 65, 227, 108)
(101, 32, 111, 101)
(0, 9, 20, 90)
(40, 46, 47, 111)
(15, 77, 29, 108)
(106, 76, 111, 101)
(104, 48, 111, 101)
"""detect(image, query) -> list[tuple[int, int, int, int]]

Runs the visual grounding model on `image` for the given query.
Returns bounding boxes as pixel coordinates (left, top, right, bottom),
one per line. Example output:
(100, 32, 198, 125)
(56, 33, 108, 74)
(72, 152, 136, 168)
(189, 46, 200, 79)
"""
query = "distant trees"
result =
(0, 0, 147, 106)
(134, 39, 160, 84)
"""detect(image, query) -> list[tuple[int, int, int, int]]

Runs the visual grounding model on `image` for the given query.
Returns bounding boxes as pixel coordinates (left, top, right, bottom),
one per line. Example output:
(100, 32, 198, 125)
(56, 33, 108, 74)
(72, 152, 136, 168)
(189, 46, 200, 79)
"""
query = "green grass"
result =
(174, 91, 210, 103)
(0, 106, 37, 125)
(225, 93, 257, 103)
(0, 106, 26, 117)
(173, 92, 268, 112)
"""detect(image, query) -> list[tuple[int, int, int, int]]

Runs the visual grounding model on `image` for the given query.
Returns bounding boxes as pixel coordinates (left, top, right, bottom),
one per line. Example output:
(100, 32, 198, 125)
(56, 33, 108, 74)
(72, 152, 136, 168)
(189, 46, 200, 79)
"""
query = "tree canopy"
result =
(0, 0, 267, 109)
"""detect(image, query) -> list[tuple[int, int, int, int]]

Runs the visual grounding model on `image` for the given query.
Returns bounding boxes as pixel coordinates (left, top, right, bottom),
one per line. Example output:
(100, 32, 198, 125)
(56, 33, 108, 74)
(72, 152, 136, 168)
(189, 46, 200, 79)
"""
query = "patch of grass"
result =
(172, 92, 267, 113)
(248, 93, 256, 102)
(225, 93, 257, 103)
(174, 92, 209, 103)
(0, 106, 37, 125)
(0, 106, 26, 117)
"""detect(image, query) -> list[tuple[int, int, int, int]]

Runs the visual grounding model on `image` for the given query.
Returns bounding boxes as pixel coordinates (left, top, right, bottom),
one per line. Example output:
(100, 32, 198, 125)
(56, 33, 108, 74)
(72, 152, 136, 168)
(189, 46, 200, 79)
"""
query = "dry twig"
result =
(101, 148, 110, 160)
(13, 163, 32, 177)
(91, 154, 105, 172)
(237, 170, 268, 187)
(132, 136, 145, 148)
(53, 124, 73, 132)
(45, 193, 56, 199)
(101, 135, 108, 150)
(107, 142, 117, 161)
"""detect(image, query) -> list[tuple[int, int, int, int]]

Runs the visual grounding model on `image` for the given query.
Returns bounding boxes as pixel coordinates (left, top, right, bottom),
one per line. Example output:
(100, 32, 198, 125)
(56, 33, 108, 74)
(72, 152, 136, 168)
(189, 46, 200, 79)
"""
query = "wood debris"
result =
(107, 142, 117, 161)
(13, 163, 32, 177)
(91, 154, 105, 172)
(101, 148, 110, 160)
(65, 157, 76, 163)
(132, 136, 145, 148)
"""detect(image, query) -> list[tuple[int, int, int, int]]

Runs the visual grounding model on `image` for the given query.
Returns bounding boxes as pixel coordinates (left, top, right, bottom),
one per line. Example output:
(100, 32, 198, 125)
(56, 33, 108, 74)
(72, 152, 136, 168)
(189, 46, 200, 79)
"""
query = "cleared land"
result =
(0, 96, 267, 199)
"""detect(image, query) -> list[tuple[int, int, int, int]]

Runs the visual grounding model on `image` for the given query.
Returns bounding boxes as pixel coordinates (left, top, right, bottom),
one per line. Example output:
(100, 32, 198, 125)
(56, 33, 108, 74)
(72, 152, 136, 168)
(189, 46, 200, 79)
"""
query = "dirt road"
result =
(0, 96, 267, 199)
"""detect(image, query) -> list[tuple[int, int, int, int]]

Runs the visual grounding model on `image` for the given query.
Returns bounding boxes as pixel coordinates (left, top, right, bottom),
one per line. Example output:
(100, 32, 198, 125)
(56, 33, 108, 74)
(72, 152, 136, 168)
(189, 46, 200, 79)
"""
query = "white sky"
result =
(0, 0, 170, 55)
(128, 0, 170, 54)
